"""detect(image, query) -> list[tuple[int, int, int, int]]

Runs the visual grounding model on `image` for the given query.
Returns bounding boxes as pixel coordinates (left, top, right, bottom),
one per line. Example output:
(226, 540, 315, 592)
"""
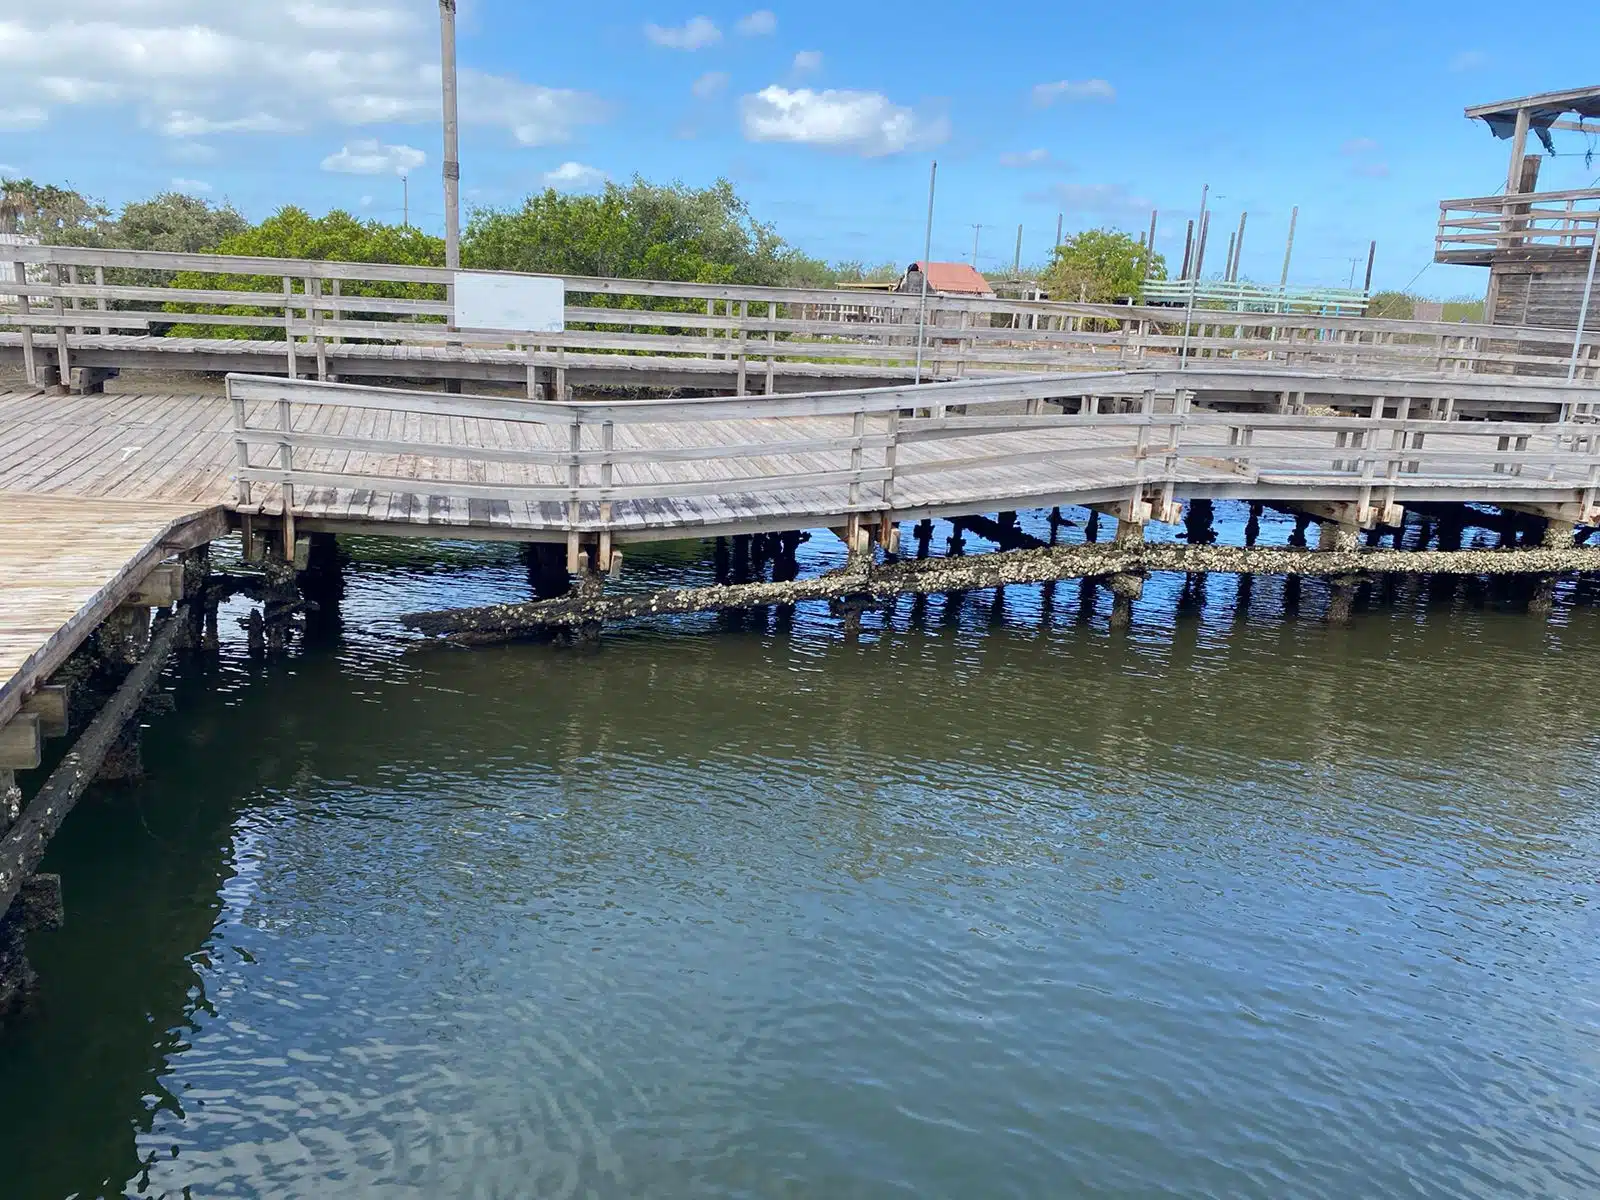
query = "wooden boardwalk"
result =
(3, 364, 1600, 736)
(0, 493, 224, 729)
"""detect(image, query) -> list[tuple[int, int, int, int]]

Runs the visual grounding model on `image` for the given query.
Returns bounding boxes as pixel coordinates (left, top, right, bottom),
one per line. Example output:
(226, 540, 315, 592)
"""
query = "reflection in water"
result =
(2, 502, 1600, 1199)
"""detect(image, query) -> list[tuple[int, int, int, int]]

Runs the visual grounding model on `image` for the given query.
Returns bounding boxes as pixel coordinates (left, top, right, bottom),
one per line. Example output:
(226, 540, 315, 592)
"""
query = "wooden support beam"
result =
(126, 562, 183, 607)
(0, 715, 42, 771)
(0, 609, 190, 924)
(19, 688, 67, 739)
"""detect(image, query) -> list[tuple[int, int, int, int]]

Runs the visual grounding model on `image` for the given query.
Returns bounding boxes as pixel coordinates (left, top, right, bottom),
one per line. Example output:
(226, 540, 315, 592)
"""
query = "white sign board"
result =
(453, 272, 565, 333)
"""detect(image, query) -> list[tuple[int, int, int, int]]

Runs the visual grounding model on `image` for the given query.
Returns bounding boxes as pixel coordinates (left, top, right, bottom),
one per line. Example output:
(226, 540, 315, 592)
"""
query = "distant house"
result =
(896, 262, 995, 298)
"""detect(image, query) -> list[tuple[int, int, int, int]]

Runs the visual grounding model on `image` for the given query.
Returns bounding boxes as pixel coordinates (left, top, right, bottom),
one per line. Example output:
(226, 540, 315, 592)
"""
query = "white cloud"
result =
(542, 161, 606, 190)
(167, 140, 217, 162)
(792, 50, 822, 73)
(1031, 79, 1116, 107)
(739, 86, 947, 157)
(692, 71, 729, 99)
(736, 10, 777, 36)
(170, 176, 211, 193)
(1450, 50, 1488, 71)
(644, 16, 721, 50)
(0, 104, 48, 131)
(1000, 147, 1055, 168)
(284, 3, 416, 35)
(321, 139, 426, 175)
(1341, 137, 1380, 155)
(162, 111, 296, 137)
(0, 7, 606, 148)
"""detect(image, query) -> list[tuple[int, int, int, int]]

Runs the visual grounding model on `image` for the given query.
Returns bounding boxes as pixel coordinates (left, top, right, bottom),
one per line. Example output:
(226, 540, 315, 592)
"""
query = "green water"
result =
(3, 505, 1599, 1198)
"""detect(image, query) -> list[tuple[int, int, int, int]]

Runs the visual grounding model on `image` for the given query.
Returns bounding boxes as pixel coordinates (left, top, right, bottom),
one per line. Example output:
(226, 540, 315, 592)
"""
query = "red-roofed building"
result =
(897, 261, 995, 297)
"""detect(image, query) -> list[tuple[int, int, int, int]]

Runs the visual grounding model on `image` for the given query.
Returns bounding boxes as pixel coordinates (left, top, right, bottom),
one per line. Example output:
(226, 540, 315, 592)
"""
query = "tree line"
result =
(1, 174, 1173, 304)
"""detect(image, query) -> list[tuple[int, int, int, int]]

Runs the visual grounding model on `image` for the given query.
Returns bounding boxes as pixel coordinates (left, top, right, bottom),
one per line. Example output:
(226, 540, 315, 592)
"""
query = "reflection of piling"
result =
(1108, 516, 1144, 630)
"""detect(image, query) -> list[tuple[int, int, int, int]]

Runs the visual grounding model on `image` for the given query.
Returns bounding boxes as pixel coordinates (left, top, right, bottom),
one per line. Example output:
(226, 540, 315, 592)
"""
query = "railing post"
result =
(598, 418, 614, 574)
(229, 377, 252, 509)
(308, 275, 327, 381)
(565, 408, 584, 574)
(765, 304, 776, 395)
(880, 407, 900, 510)
(94, 265, 107, 335)
(847, 409, 867, 515)
(1385, 396, 1409, 514)
(1159, 389, 1186, 516)
(1582, 421, 1600, 517)
(277, 395, 296, 559)
(66, 262, 83, 355)
(736, 298, 748, 396)
(11, 259, 36, 386)
(52, 264, 71, 391)
(282, 276, 298, 379)
(1131, 387, 1154, 510)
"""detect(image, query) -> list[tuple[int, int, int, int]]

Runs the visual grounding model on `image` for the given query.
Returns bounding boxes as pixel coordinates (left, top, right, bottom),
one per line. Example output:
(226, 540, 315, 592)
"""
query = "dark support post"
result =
(1183, 498, 1216, 545)
(1244, 502, 1263, 548)
(1084, 510, 1101, 544)
(298, 532, 345, 641)
(913, 520, 934, 560)
(522, 543, 572, 600)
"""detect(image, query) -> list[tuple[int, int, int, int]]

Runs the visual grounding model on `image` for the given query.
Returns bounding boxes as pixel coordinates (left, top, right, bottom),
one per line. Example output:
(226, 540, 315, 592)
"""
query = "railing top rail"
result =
(9, 241, 1600, 351)
(227, 365, 1600, 430)
(1440, 187, 1600, 209)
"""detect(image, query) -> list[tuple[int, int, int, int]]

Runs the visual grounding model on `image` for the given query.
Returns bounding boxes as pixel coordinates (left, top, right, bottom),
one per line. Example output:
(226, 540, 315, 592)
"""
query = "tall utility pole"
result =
(1012, 224, 1023, 276)
(1055, 212, 1063, 251)
(1180, 183, 1209, 369)
(913, 160, 937, 386)
(1279, 206, 1298, 289)
(970, 224, 983, 267)
(439, 0, 461, 272)
(402, 173, 409, 229)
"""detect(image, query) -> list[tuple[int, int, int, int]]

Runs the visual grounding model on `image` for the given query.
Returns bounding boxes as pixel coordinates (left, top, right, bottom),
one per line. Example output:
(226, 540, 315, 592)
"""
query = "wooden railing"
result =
(1141, 278, 1370, 315)
(5, 244, 1600, 390)
(1436, 188, 1600, 263)
(227, 369, 1600, 558)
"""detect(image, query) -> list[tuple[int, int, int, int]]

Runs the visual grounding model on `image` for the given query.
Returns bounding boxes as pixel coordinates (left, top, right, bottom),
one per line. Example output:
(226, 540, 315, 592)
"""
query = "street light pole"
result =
(439, 0, 461, 273)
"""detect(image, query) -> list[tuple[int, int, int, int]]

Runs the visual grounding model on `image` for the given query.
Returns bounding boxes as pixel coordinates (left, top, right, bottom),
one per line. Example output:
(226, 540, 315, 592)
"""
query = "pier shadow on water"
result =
(3, 504, 1600, 1199)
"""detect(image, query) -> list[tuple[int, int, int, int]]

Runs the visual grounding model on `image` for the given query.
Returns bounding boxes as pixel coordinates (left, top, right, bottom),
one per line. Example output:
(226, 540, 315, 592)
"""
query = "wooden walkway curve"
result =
(2, 362, 1600, 740)
(0, 493, 224, 730)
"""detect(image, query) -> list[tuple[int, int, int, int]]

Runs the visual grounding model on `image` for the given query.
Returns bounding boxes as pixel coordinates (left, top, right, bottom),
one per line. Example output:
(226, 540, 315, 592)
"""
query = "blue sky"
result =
(3, 1, 1599, 294)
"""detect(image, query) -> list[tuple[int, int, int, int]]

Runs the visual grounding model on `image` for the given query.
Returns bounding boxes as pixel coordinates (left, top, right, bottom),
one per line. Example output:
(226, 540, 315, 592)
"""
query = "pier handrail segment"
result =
(227, 371, 1600, 548)
(5, 244, 1600, 388)
(1437, 188, 1600, 264)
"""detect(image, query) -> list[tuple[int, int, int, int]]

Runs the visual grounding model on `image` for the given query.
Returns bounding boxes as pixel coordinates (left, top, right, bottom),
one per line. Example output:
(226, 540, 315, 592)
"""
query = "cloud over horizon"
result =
(740, 86, 947, 156)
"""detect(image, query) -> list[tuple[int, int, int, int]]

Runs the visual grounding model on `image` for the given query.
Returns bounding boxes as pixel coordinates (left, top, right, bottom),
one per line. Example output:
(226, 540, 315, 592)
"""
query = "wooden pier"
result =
(5, 258, 1600, 1022)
